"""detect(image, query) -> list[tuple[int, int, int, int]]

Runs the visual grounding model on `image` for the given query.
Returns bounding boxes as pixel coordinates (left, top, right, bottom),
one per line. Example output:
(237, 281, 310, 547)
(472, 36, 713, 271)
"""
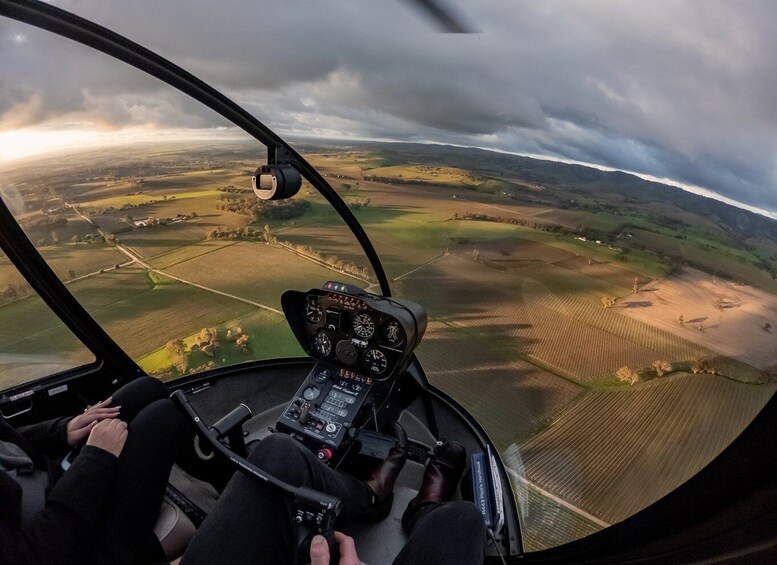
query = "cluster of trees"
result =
(226, 327, 251, 354)
(217, 197, 310, 221)
(20, 215, 67, 231)
(652, 360, 673, 377)
(88, 197, 171, 216)
(690, 358, 720, 375)
(276, 239, 372, 281)
(193, 327, 220, 358)
(0, 282, 33, 305)
(217, 185, 251, 194)
(454, 212, 570, 236)
(616, 366, 640, 385)
(601, 296, 617, 309)
(206, 225, 268, 241)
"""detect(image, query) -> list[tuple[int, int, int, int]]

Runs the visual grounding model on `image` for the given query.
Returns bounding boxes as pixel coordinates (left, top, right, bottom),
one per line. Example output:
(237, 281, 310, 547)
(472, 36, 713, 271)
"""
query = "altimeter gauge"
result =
(352, 312, 375, 340)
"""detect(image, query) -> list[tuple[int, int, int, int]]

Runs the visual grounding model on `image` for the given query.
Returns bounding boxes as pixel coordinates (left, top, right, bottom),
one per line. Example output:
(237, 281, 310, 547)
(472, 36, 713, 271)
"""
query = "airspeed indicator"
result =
(312, 332, 332, 357)
(305, 300, 323, 323)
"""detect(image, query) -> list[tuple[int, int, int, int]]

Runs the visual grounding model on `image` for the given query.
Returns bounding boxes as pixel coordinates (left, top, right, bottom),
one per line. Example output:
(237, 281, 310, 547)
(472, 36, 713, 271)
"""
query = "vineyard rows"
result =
(515, 480, 603, 552)
(519, 374, 776, 523)
(418, 322, 584, 446)
(522, 279, 715, 363)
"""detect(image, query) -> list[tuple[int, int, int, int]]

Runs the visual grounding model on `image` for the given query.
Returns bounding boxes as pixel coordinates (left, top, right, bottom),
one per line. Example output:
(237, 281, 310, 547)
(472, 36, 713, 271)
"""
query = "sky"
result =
(1, 0, 776, 217)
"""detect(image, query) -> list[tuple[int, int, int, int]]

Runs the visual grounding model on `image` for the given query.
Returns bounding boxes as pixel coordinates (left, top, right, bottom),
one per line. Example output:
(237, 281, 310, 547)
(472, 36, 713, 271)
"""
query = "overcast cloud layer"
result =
(1, 1, 776, 214)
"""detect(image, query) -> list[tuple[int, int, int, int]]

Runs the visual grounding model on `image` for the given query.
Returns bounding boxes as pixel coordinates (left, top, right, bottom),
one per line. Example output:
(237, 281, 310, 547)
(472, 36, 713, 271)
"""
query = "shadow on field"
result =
(424, 364, 580, 447)
(622, 301, 652, 308)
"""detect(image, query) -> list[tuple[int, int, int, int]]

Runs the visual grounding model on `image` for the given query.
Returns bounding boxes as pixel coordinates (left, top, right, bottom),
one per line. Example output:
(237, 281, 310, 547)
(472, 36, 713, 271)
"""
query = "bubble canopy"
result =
(2, 1, 777, 562)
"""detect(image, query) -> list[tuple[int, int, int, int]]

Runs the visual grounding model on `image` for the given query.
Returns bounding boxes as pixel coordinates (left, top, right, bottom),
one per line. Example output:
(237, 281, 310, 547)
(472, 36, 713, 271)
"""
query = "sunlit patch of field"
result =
(520, 373, 776, 524)
(363, 164, 484, 187)
(138, 308, 303, 377)
(75, 269, 255, 362)
(618, 268, 777, 369)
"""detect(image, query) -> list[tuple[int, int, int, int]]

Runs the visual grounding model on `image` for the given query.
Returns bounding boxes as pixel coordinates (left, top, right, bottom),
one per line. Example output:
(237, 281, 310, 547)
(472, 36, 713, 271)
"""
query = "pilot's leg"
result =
(91, 397, 191, 565)
(182, 433, 374, 565)
(392, 501, 486, 565)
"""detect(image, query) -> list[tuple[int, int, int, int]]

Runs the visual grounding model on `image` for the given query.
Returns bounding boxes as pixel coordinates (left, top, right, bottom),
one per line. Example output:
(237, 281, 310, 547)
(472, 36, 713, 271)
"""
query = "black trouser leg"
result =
(181, 433, 374, 565)
(109, 375, 172, 421)
(91, 396, 191, 565)
(393, 501, 486, 565)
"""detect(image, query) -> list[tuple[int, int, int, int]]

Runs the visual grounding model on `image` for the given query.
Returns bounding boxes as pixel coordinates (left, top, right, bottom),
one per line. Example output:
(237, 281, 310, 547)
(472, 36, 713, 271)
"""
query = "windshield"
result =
(2, 1, 777, 554)
(0, 21, 378, 382)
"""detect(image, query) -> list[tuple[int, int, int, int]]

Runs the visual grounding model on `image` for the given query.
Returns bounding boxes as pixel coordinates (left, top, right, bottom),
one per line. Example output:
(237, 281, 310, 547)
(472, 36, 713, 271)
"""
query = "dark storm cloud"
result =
(2, 0, 777, 212)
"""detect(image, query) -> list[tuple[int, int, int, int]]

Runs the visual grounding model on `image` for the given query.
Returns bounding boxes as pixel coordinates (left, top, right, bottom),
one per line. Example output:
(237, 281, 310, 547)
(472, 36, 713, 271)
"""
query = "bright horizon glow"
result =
(2, 125, 776, 222)
(0, 125, 247, 163)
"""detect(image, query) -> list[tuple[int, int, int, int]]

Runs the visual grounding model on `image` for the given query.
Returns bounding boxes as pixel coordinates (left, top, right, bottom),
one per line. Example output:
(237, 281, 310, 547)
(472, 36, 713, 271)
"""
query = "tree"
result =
(71, 234, 82, 244)
(51, 231, 60, 245)
(67, 269, 76, 280)
(472, 249, 481, 262)
(632, 277, 640, 294)
(165, 338, 188, 372)
(652, 360, 673, 377)
(601, 296, 616, 309)
(677, 314, 684, 325)
(616, 366, 639, 385)
(764, 323, 772, 332)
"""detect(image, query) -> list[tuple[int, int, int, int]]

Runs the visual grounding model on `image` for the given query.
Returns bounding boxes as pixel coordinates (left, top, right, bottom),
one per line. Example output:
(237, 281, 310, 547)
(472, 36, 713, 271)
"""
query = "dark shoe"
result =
(402, 441, 466, 531)
(365, 422, 408, 520)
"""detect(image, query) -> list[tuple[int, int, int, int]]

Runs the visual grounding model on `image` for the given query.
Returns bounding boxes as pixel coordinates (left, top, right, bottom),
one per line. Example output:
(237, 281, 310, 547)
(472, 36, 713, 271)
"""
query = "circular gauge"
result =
(381, 319, 404, 346)
(312, 332, 332, 357)
(364, 349, 388, 375)
(303, 386, 320, 401)
(335, 340, 359, 366)
(352, 312, 375, 340)
(305, 299, 323, 323)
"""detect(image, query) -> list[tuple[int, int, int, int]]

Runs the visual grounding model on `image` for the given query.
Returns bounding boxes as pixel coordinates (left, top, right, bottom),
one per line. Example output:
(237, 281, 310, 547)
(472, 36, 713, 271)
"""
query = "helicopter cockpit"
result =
(3, 1, 777, 564)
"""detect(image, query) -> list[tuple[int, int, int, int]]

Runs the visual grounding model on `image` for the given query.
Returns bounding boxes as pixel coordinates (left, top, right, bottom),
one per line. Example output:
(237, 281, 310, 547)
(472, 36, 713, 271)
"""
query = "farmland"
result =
(520, 373, 776, 524)
(2, 139, 777, 551)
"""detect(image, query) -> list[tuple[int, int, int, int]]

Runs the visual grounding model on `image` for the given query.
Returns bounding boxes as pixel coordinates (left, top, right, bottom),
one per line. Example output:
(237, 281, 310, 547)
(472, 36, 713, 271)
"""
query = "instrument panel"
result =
(284, 281, 424, 382)
(278, 282, 427, 461)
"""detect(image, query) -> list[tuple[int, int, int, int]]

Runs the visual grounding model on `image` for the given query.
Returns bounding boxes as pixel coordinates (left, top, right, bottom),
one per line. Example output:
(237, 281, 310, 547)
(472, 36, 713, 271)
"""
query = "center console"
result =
(277, 281, 427, 462)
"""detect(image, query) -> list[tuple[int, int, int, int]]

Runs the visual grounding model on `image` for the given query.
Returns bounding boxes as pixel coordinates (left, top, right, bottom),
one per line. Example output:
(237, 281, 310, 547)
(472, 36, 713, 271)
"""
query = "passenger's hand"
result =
(310, 532, 360, 565)
(86, 418, 128, 458)
(66, 397, 121, 446)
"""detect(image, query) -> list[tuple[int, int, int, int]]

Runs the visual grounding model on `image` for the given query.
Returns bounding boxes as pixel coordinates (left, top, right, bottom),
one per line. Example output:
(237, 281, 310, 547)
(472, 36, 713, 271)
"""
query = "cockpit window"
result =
(0, 245, 95, 390)
(0, 22, 377, 381)
(351, 144, 777, 550)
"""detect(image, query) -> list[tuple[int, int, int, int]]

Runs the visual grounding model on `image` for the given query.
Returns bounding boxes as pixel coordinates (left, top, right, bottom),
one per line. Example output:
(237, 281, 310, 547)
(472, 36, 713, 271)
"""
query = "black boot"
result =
(402, 441, 466, 532)
(364, 422, 408, 521)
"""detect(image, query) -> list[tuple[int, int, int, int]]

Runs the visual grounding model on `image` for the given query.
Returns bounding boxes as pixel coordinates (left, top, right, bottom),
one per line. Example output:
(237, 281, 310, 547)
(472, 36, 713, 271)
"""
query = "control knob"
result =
(325, 422, 337, 434)
(317, 448, 333, 462)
